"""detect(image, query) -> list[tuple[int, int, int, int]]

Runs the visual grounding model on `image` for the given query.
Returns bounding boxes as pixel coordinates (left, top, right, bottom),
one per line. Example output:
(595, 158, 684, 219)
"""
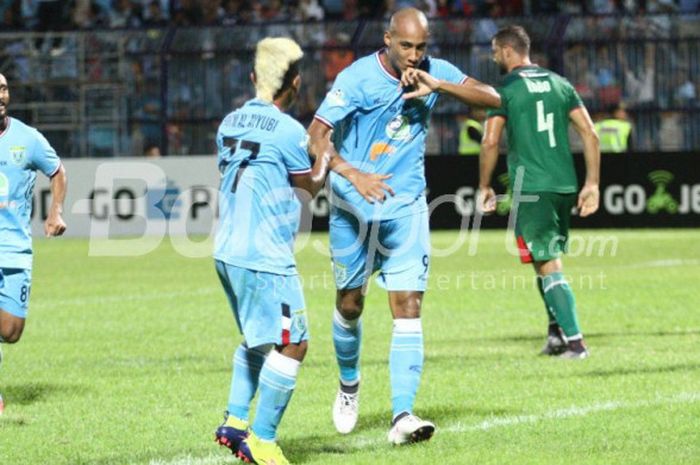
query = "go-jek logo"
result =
(146, 179, 182, 220)
(604, 169, 700, 215)
(646, 170, 678, 214)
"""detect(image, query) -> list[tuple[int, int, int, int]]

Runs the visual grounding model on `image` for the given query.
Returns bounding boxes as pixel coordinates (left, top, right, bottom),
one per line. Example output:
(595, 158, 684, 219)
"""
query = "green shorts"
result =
(514, 192, 577, 264)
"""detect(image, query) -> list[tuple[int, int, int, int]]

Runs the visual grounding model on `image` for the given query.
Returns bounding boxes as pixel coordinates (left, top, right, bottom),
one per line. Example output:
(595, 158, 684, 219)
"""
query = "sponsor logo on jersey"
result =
(385, 115, 410, 140)
(370, 141, 396, 161)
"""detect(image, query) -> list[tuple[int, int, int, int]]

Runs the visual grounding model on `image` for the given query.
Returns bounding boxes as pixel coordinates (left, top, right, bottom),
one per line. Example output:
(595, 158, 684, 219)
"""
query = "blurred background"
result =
(0, 0, 698, 158)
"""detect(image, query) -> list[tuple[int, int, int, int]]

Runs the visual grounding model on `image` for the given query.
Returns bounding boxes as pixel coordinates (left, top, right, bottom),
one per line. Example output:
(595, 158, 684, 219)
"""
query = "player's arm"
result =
(307, 118, 394, 203)
(45, 164, 67, 236)
(570, 106, 601, 217)
(291, 129, 333, 198)
(478, 115, 506, 213)
(401, 69, 501, 108)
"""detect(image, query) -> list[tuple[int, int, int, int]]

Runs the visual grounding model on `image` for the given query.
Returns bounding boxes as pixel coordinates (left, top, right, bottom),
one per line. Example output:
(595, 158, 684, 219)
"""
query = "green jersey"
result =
(488, 65, 583, 193)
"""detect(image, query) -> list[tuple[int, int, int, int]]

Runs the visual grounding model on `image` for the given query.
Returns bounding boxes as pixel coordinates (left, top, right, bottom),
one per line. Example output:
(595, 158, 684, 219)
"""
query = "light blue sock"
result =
(390, 318, 424, 419)
(251, 350, 300, 441)
(226, 343, 266, 422)
(332, 309, 362, 385)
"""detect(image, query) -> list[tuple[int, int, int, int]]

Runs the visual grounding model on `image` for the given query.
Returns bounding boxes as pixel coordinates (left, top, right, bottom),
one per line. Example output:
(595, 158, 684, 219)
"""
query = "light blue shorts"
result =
(329, 207, 430, 291)
(0, 268, 32, 319)
(215, 260, 309, 349)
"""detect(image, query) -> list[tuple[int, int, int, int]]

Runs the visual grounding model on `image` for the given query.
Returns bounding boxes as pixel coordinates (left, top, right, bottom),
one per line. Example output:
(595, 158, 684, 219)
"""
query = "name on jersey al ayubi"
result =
(224, 112, 280, 132)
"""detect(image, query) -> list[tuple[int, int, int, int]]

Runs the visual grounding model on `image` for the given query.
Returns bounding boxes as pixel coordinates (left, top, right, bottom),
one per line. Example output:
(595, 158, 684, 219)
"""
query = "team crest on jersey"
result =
(293, 310, 308, 334)
(385, 115, 410, 140)
(327, 88, 346, 107)
(0, 172, 9, 197)
(9, 146, 26, 165)
(333, 261, 347, 284)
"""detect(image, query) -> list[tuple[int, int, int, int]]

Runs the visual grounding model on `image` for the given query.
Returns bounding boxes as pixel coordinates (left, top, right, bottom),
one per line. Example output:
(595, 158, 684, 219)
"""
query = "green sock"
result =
(542, 272, 582, 339)
(536, 276, 557, 325)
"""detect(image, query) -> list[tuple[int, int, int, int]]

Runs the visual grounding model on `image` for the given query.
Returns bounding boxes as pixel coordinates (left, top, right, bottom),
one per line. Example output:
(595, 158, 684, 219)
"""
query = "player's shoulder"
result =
(7, 117, 40, 136)
(335, 52, 379, 83)
(277, 111, 305, 136)
(421, 55, 455, 71)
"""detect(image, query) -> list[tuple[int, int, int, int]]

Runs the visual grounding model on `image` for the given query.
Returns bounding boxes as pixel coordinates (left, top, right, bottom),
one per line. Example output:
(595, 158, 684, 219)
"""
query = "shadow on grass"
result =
(0, 382, 89, 406)
(283, 403, 516, 463)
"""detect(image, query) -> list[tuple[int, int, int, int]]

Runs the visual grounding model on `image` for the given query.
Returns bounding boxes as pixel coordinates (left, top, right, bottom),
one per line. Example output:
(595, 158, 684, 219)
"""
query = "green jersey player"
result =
(479, 25, 601, 359)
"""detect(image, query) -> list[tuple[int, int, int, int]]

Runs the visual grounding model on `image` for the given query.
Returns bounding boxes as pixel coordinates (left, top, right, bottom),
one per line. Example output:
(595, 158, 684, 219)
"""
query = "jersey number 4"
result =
(536, 100, 556, 148)
(223, 137, 261, 193)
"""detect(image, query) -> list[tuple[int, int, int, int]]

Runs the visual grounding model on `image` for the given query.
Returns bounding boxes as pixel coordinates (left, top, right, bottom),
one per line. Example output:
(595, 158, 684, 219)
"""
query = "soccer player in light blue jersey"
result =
(0, 72, 67, 415)
(307, 8, 501, 444)
(211, 37, 342, 465)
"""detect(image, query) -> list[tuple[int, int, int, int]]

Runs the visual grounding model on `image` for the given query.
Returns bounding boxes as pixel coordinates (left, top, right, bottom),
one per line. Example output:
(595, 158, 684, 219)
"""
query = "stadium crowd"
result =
(1, 0, 699, 31)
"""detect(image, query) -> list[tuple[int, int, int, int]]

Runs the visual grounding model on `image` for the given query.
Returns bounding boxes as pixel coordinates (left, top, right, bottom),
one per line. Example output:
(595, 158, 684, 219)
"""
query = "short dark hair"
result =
(493, 25, 530, 56)
(273, 59, 301, 101)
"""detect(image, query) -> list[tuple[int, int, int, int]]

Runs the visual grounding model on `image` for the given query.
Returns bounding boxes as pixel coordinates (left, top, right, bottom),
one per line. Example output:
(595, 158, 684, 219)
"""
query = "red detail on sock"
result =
(516, 235, 533, 264)
(282, 329, 290, 345)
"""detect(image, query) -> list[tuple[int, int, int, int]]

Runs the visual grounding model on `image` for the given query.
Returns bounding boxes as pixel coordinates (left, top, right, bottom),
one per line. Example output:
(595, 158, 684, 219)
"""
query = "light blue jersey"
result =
(0, 117, 61, 270)
(213, 99, 311, 276)
(315, 50, 467, 222)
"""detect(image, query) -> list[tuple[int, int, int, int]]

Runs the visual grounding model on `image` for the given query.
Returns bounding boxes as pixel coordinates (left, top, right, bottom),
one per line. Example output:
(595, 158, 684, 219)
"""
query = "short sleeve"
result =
(281, 124, 311, 175)
(487, 88, 508, 118)
(431, 58, 468, 85)
(566, 81, 584, 113)
(314, 69, 362, 128)
(30, 130, 60, 177)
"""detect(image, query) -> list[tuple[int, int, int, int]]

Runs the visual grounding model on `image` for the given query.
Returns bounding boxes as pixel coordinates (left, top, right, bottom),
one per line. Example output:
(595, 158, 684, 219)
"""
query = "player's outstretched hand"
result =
(352, 172, 395, 204)
(477, 187, 497, 214)
(401, 68, 439, 100)
(577, 184, 600, 217)
(45, 213, 67, 237)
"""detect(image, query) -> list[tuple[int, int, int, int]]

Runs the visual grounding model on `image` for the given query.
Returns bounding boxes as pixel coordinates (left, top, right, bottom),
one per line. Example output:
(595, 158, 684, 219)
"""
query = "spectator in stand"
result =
(622, 43, 655, 107)
(110, 0, 143, 28)
(595, 102, 634, 153)
(322, 32, 354, 87)
(143, 0, 168, 27)
(298, 0, 324, 21)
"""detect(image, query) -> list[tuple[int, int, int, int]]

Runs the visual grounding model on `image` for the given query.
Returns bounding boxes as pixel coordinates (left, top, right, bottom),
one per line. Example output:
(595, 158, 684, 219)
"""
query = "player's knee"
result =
(391, 292, 422, 319)
(0, 312, 25, 343)
(336, 290, 364, 320)
(278, 340, 308, 362)
(0, 324, 24, 343)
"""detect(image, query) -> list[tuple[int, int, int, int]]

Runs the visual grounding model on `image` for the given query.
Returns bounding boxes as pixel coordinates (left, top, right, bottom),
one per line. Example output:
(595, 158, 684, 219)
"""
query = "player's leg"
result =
(239, 274, 309, 465)
(329, 208, 370, 434)
(213, 261, 258, 453)
(378, 213, 434, 444)
(0, 268, 32, 416)
(534, 258, 587, 358)
(516, 223, 566, 355)
(0, 268, 31, 343)
(519, 193, 588, 358)
(534, 267, 566, 356)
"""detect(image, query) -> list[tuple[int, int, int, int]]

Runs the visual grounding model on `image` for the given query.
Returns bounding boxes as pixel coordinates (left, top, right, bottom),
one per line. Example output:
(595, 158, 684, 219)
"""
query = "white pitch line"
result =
(143, 392, 700, 465)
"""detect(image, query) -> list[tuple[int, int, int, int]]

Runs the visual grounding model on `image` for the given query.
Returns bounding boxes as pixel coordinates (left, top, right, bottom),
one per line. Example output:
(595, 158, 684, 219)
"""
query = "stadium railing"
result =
(0, 14, 698, 157)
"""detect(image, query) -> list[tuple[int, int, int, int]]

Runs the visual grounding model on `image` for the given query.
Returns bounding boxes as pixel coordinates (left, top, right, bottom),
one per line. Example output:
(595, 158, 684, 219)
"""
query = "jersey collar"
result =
(376, 49, 400, 83)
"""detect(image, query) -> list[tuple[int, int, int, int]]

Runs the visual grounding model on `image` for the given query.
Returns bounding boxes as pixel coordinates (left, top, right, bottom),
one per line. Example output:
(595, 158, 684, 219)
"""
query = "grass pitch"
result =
(1, 229, 699, 465)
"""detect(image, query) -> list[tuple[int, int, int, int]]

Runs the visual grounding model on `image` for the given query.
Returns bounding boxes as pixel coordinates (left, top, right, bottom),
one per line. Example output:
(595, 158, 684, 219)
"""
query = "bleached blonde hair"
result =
(254, 37, 304, 103)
